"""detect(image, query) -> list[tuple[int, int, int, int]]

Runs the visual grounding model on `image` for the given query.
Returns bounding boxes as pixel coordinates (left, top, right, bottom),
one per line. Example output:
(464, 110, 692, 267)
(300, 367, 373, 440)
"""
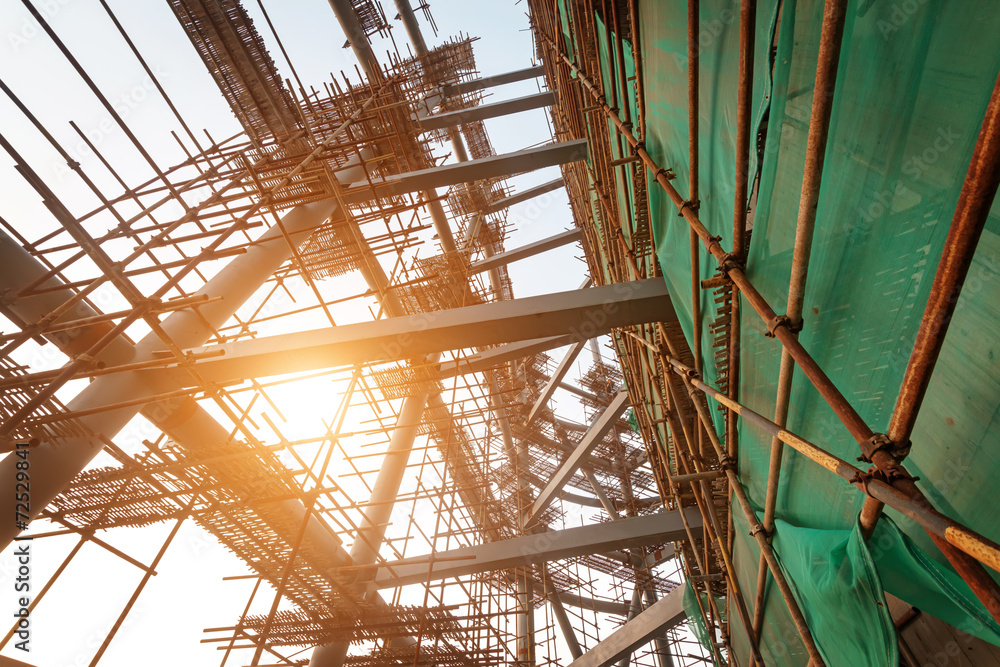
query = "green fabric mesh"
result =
(552, 0, 1000, 662)
(577, 0, 1000, 664)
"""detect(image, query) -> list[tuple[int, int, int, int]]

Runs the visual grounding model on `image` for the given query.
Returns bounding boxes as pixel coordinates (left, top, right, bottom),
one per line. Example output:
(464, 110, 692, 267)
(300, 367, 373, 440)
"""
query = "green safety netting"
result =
(684, 580, 729, 664)
(557, 0, 1000, 664)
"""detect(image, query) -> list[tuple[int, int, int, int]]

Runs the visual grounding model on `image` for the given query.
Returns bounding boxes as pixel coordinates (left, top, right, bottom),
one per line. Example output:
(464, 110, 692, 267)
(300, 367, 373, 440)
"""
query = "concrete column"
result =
(0, 229, 354, 572)
(326, 0, 382, 82)
(0, 196, 342, 548)
(347, 386, 431, 567)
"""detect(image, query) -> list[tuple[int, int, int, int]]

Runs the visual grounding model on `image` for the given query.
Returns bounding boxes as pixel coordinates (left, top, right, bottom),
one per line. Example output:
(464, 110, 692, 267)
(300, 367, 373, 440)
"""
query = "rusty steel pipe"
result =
(859, 68, 1000, 535)
(533, 20, 1000, 627)
(754, 0, 849, 643)
(659, 352, 1000, 579)
(688, 0, 703, 377)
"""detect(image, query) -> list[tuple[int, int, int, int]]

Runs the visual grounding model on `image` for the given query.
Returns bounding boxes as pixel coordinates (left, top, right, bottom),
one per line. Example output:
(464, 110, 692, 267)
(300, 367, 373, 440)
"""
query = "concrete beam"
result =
(549, 588, 630, 616)
(484, 178, 565, 215)
(526, 337, 587, 424)
(470, 228, 582, 274)
(420, 92, 556, 131)
(559, 380, 600, 402)
(341, 140, 587, 202)
(146, 279, 675, 386)
(527, 390, 632, 525)
(443, 66, 546, 96)
(568, 588, 686, 667)
(361, 509, 699, 588)
(437, 335, 577, 380)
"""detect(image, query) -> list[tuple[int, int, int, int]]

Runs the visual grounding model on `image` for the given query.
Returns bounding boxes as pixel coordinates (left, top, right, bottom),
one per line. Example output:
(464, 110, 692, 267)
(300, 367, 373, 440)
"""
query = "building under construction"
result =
(1, 0, 999, 666)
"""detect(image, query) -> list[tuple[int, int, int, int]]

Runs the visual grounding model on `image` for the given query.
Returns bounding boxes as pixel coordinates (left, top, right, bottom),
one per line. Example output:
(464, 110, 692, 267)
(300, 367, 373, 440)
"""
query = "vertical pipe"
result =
(753, 0, 849, 642)
(544, 577, 584, 659)
(727, 0, 756, 500)
(688, 0, 702, 376)
(860, 69, 1000, 535)
(393, 0, 429, 54)
(347, 390, 431, 566)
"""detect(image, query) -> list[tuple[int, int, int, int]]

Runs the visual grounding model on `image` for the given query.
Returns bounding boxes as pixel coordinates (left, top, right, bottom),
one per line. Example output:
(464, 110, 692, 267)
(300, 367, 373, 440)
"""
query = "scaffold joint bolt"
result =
(678, 199, 701, 217)
(859, 433, 895, 462)
(749, 523, 769, 538)
(654, 167, 676, 182)
(765, 314, 800, 338)
(719, 251, 744, 274)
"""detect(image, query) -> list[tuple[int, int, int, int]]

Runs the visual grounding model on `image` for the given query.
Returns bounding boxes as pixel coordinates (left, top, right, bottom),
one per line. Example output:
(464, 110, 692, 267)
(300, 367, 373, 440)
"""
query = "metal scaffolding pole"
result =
(0, 195, 343, 548)
(357, 509, 700, 587)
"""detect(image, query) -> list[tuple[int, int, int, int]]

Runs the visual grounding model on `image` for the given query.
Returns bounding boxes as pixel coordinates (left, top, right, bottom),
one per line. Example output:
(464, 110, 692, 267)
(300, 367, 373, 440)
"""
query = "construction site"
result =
(0, 0, 999, 665)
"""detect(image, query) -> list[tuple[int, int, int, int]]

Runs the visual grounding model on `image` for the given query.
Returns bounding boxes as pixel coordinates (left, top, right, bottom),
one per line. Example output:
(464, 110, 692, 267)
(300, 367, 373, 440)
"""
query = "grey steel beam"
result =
(484, 178, 565, 215)
(526, 337, 588, 425)
(527, 390, 632, 526)
(326, 0, 382, 81)
(522, 472, 604, 508)
(515, 426, 622, 475)
(470, 228, 583, 275)
(559, 380, 600, 402)
(443, 66, 546, 96)
(542, 572, 584, 659)
(0, 196, 343, 548)
(548, 588, 630, 616)
(420, 91, 557, 131)
(360, 509, 700, 588)
(438, 335, 577, 380)
(341, 139, 587, 202)
(568, 588, 686, 667)
(146, 279, 675, 387)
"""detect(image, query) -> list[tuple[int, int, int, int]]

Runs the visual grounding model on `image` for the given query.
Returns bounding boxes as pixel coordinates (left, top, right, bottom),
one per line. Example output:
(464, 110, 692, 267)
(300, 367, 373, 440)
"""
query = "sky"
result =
(0, 1, 615, 666)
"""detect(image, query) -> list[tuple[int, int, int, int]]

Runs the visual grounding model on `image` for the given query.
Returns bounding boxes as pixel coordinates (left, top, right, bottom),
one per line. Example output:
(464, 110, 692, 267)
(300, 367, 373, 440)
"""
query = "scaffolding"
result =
(12, 0, 997, 665)
(0, 1, 696, 666)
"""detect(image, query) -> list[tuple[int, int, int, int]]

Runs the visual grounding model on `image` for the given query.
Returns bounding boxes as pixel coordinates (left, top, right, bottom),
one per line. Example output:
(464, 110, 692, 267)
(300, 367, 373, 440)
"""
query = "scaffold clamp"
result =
(765, 314, 801, 338)
(678, 199, 700, 216)
(859, 433, 894, 463)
